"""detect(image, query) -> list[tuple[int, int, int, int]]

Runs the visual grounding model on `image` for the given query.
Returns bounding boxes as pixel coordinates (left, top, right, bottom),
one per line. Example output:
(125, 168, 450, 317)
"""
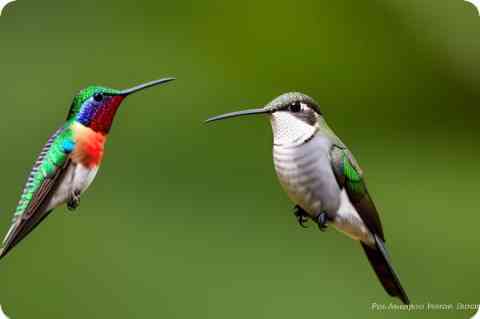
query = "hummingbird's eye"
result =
(289, 102, 302, 113)
(93, 93, 104, 102)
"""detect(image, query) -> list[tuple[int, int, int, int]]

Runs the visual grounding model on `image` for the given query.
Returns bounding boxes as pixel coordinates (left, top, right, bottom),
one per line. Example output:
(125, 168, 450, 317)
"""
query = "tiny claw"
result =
(294, 205, 309, 228)
(298, 216, 309, 228)
(316, 212, 329, 232)
(67, 191, 81, 211)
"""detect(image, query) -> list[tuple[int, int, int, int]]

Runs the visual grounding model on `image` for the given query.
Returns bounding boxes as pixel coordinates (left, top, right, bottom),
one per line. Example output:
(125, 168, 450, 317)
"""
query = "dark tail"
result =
(0, 209, 53, 260)
(361, 234, 410, 305)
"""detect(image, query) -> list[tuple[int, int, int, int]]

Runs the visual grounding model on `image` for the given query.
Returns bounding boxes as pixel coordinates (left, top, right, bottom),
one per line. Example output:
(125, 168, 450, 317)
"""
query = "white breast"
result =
(273, 134, 373, 245)
(273, 134, 341, 215)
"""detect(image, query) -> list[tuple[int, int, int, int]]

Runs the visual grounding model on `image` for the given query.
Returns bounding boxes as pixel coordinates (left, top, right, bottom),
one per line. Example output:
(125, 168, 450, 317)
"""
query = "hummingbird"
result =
(0, 77, 175, 259)
(206, 92, 410, 304)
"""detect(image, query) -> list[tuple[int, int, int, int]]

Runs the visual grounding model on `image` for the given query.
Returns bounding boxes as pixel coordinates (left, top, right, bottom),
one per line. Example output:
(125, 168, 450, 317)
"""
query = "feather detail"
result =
(71, 122, 106, 168)
(12, 126, 72, 222)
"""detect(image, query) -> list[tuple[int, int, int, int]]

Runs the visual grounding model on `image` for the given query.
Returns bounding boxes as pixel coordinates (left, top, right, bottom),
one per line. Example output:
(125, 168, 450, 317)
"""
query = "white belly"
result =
(44, 163, 99, 211)
(273, 135, 374, 245)
(273, 136, 341, 215)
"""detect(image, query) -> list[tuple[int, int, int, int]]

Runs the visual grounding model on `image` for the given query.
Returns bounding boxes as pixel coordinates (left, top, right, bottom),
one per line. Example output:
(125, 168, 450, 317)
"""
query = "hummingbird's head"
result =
(206, 92, 322, 145)
(67, 78, 175, 134)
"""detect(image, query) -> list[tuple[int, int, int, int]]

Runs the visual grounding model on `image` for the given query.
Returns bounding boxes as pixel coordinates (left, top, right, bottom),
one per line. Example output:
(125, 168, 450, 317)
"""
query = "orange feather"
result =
(71, 122, 106, 168)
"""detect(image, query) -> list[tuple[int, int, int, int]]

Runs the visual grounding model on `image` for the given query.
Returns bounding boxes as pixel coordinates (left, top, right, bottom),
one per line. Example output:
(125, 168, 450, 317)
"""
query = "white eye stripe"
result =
(300, 102, 308, 111)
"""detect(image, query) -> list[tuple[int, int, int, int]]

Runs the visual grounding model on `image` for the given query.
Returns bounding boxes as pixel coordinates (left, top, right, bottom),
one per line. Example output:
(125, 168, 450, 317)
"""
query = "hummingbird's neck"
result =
(270, 112, 317, 147)
(78, 95, 125, 134)
(70, 122, 106, 168)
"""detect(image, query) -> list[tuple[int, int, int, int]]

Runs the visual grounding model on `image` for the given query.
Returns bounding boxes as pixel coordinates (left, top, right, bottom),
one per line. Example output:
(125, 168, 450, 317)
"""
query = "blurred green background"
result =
(0, 0, 478, 318)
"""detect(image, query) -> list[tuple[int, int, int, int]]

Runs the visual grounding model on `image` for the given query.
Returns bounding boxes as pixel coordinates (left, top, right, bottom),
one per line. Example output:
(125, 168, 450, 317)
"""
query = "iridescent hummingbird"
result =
(0, 77, 175, 259)
(206, 92, 410, 304)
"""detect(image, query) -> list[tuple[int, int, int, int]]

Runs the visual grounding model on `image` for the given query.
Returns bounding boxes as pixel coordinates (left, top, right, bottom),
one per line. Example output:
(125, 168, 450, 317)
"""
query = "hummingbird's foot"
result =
(316, 212, 330, 232)
(293, 205, 309, 228)
(67, 192, 81, 211)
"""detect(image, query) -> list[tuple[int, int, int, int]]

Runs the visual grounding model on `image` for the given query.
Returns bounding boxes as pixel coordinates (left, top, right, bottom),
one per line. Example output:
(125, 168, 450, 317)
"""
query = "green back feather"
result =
(13, 124, 74, 220)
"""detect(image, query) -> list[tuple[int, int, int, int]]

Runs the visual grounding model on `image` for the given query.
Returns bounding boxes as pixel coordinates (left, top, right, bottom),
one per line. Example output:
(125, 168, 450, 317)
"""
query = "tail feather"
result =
(361, 234, 410, 305)
(0, 210, 53, 260)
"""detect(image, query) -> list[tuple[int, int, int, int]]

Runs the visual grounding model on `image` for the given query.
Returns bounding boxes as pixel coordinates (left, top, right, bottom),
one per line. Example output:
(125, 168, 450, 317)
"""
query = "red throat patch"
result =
(71, 122, 107, 168)
(89, 96, 125, 134)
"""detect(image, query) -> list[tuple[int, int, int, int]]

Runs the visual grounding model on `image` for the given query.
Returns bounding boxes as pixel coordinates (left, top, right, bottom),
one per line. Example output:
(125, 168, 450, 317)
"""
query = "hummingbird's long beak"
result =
(205, 107, 270, 123)
(116, 78, 176, 96)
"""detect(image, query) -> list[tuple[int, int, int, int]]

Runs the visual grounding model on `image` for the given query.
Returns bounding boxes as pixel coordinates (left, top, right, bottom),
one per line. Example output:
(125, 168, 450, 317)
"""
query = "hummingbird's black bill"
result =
(115, 78, 176, 96)
(205, 108, 270, 123)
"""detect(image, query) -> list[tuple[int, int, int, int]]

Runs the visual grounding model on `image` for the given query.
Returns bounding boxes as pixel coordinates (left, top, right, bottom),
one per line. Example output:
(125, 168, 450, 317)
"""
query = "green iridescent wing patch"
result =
(330, 145, 384, 239)
(342, 151, 366, 195)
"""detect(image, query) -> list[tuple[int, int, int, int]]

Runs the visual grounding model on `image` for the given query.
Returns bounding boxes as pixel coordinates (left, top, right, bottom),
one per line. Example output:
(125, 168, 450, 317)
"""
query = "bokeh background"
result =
(0, 0, 478, 318)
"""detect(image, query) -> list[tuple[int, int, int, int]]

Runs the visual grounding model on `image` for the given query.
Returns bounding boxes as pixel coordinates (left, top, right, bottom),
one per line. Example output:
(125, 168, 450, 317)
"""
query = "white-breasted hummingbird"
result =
(206, 92, 410, 304)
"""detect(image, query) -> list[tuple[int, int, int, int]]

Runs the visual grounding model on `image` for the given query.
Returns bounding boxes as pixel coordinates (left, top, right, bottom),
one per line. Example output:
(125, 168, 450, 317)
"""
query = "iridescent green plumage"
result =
(13, 125, 74, 220)
(12, 84, 119, 222)
(2, 124, 76, 257)
(1, 77, 174, 260)
(330, 145, 383, 239)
